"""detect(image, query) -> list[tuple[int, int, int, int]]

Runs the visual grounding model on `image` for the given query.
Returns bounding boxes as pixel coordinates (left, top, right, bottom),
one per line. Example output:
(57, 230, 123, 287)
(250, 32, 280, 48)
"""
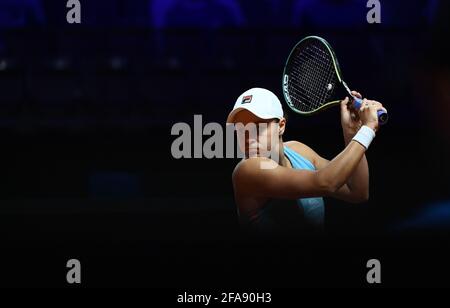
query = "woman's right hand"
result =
(358, 99, 387, 133)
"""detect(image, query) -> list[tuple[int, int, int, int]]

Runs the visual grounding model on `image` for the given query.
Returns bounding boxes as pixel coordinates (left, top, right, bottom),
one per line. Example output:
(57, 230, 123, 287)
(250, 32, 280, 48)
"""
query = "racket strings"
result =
(287, 41, 337, 112)
(296, 44, 334, 107)
(293, 45, 333, 109)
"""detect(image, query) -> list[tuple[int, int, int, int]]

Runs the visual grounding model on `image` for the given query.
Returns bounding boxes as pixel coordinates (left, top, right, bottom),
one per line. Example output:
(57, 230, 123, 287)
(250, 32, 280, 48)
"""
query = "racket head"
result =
(282, 36, 344, 115)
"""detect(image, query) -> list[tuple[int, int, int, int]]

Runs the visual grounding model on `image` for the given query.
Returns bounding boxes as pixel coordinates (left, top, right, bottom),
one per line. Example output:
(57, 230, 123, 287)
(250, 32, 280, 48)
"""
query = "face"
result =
(232, 110, 286, 158)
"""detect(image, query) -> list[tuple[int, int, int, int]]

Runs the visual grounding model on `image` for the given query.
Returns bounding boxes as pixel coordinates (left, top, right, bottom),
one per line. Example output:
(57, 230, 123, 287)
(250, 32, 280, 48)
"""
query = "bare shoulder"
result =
(284, 140, 319, 165)
(232, 158, 275, 213)
(232, 157, 278, 203)
(232, 157, 277, 182)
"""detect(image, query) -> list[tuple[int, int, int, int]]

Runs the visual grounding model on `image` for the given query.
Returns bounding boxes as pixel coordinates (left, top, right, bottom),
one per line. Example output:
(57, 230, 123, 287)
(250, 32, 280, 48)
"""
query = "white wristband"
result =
(352, 125, 376, 149)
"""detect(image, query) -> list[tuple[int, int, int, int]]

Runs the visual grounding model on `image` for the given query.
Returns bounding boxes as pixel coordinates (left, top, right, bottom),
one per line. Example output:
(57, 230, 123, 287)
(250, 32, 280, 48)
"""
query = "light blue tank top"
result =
(241, 145, 325, 235)
(284, 145, 325, 228)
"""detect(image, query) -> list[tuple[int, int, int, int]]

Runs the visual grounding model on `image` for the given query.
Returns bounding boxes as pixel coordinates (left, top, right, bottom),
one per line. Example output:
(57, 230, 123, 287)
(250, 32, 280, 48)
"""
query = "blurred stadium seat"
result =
(0, 57, 25, 115)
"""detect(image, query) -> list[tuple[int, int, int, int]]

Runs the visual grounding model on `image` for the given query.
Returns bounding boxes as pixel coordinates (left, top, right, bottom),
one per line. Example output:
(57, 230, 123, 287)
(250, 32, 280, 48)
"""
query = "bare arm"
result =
(313, 147, 369, 203)
(342, 130, 370, 201)
(233, 95, 385, 201)
(312, 92, 386, 203)
(339, 91, 370, 202)
(285, 140, 368, 203)
(233, 140, 369, 200)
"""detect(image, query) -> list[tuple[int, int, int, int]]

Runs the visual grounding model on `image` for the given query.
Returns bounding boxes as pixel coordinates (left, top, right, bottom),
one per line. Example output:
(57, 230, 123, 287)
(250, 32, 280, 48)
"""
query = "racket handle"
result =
(352, 97, 388, 125)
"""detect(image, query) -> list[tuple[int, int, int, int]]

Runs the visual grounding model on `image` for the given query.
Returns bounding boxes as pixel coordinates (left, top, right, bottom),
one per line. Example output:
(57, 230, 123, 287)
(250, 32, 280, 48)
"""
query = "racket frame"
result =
(282, 36, 353, 116)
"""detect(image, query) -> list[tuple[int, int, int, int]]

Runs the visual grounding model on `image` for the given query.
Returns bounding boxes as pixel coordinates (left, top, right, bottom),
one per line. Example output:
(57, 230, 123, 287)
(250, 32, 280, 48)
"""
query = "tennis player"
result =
(227, 88, 386, 235)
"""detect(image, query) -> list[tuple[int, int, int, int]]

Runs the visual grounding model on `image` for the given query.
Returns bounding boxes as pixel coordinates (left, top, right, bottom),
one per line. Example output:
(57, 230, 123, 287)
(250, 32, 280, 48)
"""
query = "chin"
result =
(246, 150, 259, 157)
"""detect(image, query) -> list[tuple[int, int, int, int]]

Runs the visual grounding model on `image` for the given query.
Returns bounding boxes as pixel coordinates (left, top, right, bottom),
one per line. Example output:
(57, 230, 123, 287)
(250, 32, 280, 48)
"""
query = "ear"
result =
(278, 117, 287, 136)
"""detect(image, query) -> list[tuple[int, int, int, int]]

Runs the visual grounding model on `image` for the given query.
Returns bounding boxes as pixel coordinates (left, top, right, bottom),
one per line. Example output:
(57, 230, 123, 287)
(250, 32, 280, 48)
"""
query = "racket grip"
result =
(352, 97, 388, 125)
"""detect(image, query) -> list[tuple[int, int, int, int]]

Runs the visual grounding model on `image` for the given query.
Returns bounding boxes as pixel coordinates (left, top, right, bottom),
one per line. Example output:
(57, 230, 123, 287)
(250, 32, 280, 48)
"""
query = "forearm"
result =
(334, 92, 381, 200)
(344, 133, 370, 196)
(317, 141, 367, 193)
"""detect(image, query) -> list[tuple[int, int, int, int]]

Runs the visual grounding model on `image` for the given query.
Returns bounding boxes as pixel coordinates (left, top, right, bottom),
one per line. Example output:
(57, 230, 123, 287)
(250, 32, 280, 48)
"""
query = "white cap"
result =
(226, 88, 283, 123)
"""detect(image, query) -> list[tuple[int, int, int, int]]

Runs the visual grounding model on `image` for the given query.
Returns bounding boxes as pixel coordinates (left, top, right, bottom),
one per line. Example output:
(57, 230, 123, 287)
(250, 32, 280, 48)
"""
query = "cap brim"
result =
(226, 106, 276, 124)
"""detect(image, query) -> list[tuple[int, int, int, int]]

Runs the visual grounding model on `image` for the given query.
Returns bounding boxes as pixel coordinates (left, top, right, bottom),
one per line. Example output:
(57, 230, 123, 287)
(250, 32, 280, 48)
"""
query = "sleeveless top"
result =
(242, 145, 325, 236)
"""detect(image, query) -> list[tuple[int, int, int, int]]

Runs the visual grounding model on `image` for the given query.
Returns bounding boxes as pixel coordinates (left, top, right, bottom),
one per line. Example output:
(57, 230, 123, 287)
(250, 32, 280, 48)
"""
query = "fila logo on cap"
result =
(241, 95, 253, 104)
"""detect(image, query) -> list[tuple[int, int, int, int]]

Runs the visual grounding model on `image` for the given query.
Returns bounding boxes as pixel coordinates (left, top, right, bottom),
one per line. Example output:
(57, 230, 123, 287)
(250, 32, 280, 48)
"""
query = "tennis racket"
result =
(282, 36, 388, 125)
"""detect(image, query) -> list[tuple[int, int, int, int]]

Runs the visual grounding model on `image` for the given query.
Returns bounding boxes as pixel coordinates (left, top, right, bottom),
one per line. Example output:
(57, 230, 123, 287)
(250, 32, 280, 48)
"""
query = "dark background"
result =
(0, 0, 449, 288)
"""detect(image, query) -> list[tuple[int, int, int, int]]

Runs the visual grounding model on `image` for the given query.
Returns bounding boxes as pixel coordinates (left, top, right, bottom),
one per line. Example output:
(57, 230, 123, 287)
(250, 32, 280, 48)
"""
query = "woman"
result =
(227, 88, 386, 236)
